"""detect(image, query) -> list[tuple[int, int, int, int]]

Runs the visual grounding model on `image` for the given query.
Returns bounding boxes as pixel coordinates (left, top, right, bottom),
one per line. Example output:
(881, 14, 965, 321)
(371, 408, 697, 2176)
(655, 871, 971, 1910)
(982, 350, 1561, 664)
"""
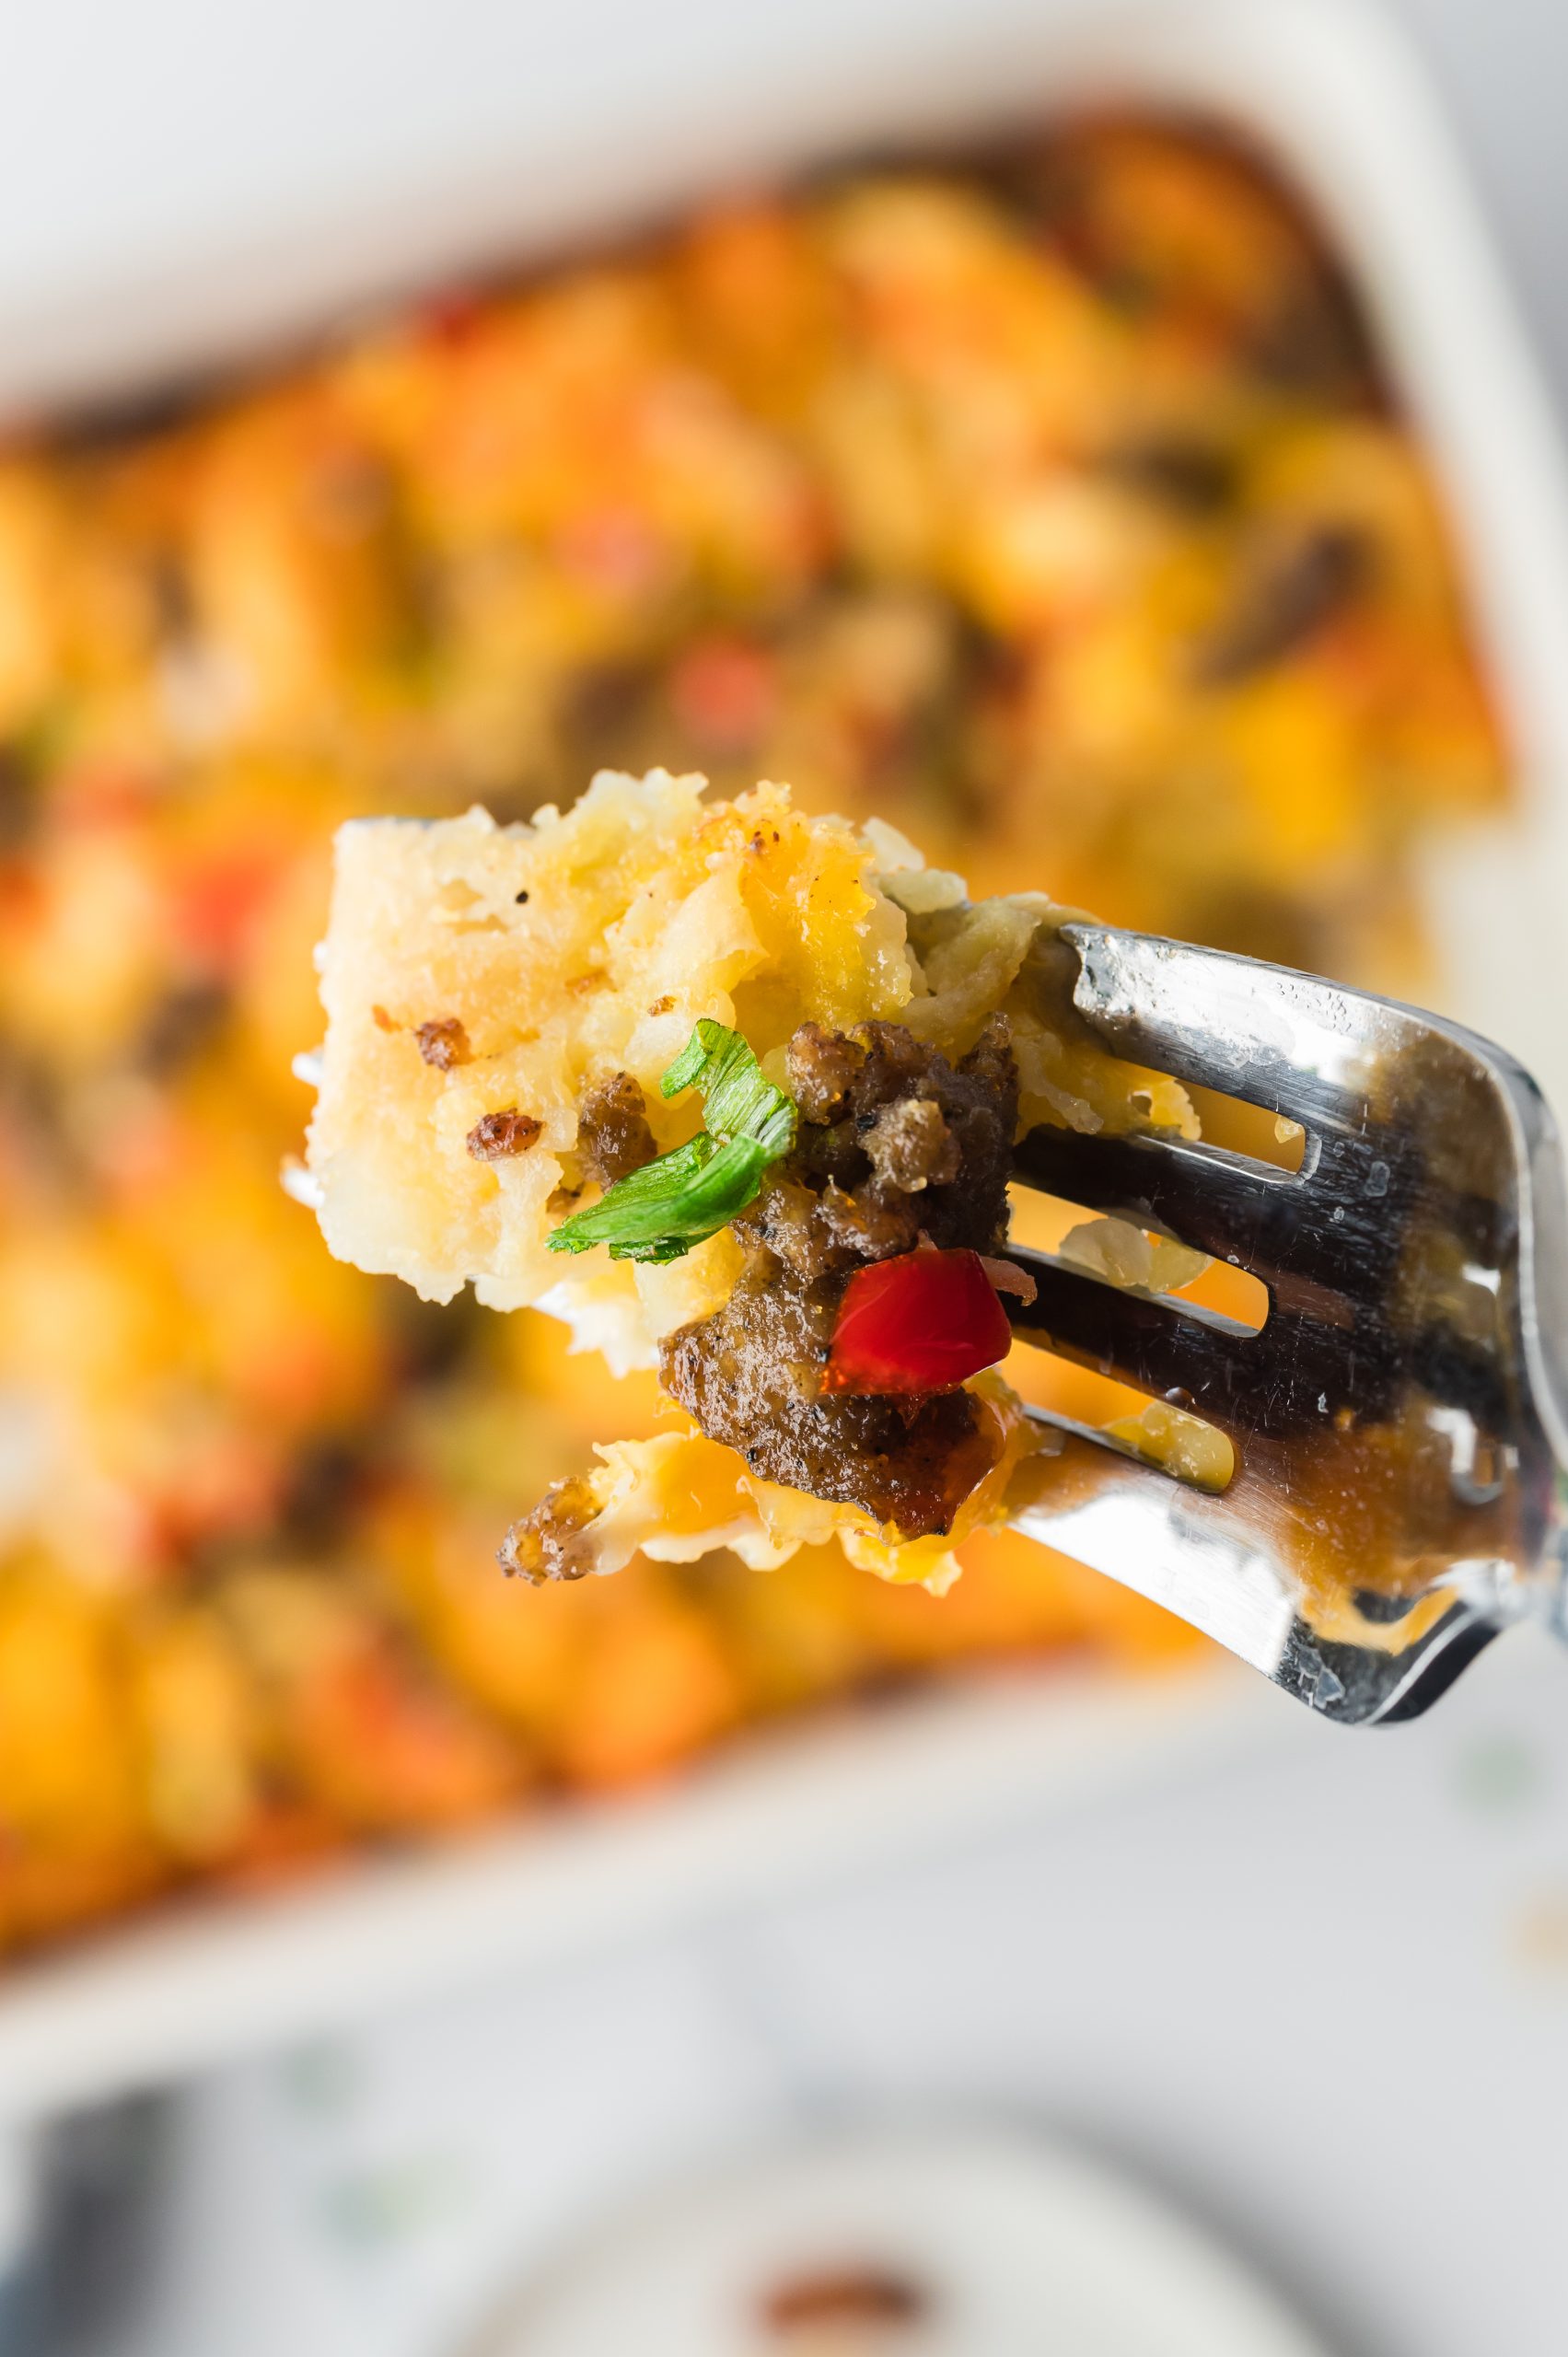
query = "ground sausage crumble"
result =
(466, 1109, 542, 1162)
(577, 1070, 658, 1186)
(502, 1018, 1021, 1577)
(660, 1016, 1019, 1540)
(498, 1474, 602, 1584)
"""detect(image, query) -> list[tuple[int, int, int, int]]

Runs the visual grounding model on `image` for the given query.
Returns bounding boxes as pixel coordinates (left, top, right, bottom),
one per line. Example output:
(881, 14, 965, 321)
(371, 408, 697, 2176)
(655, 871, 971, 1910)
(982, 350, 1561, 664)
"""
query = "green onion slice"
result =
(548, 1020, 796, 1263)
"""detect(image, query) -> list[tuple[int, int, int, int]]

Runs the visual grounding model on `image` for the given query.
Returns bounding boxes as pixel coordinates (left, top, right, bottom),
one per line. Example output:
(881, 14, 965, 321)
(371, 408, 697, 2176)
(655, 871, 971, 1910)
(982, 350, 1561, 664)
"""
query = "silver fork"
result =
(1004, 925, 1568, 1724)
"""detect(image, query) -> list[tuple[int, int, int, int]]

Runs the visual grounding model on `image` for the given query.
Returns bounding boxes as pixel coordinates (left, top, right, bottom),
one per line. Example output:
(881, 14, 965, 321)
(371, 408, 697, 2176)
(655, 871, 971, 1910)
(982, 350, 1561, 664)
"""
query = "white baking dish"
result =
(2, 0, 1565, 2118)
(0, 1665, 1269, 2119)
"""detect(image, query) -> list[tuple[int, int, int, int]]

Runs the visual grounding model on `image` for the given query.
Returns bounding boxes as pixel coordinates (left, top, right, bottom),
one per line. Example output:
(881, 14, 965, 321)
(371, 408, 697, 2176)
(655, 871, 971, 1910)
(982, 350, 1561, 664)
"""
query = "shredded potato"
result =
(308, 771, 1191, 1329)
(308, 769, 1211, 1585)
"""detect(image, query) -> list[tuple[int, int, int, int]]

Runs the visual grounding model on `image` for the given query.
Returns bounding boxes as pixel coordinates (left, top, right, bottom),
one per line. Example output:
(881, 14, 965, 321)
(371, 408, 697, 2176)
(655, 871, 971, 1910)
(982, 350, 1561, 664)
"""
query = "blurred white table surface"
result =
(6, 3, 1568, 2352)
(90, 1629, 1568, 2357)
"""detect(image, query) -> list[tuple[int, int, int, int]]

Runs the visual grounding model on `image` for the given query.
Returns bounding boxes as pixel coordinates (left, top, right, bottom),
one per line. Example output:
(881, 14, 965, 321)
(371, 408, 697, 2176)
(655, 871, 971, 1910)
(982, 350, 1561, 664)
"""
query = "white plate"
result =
(481, 2124, 1331, 2357)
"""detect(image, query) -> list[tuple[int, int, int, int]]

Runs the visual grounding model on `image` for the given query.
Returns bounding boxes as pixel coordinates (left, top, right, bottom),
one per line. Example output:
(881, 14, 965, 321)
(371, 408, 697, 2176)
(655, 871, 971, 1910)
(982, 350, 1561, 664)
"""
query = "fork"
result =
(1003, 925, 1568, 1724)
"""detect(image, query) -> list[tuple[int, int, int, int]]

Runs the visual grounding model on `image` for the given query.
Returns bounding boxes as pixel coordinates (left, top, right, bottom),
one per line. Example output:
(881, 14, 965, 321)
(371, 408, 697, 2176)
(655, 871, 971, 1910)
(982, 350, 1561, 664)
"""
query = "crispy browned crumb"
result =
(414, 1016, 470, 1069)
(659, 1016, 1018, 1538)
(577, 1071, 657, 1186)
(466, 1109, 542, 1162)
(497, 1475, 602, 1582)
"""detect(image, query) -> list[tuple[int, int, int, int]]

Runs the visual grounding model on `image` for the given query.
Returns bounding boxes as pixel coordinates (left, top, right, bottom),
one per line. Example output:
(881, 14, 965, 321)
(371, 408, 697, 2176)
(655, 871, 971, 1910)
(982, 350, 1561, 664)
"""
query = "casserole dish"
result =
(0, 0, 1564, 2112)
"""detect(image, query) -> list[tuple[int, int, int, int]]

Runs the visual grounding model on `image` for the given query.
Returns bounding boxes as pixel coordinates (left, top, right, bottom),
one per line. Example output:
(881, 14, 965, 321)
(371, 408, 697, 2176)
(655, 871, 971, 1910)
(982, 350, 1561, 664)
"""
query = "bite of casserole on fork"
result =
(298, 768, 1224, 1594)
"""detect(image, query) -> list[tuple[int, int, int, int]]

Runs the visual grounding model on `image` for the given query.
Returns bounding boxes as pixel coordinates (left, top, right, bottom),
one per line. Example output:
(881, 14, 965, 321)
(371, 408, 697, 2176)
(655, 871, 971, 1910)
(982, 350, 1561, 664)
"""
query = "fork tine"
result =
(1005, 923, 1568, 1723)
(1005, 1248, 1399, 1433)
(1062, 923, 1392, 1123)
(1008, 1422, 1301, 1675)
(1013, 1123, 1412, 1300)
(1008, 1420, 1501, 1717)
(1013, 1125, 1298, 1270)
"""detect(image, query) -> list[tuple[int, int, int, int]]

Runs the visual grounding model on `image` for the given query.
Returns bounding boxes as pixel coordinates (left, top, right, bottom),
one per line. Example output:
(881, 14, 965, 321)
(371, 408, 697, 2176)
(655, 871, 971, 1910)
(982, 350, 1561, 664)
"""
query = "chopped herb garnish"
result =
(656, 1018, 796, 1154)
(548, 1019, 796, 1263)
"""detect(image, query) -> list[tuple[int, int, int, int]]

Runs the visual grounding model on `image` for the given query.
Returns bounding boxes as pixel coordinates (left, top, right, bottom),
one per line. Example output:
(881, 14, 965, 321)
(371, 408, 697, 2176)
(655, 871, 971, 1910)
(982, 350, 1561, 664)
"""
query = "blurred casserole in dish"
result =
(0, 118, 1504, 1955)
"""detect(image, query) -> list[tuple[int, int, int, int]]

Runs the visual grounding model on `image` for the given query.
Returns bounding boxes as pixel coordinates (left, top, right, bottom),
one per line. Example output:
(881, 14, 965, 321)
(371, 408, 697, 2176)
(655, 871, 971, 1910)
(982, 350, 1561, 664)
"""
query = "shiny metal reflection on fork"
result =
(1004, 923, 1568, 1724)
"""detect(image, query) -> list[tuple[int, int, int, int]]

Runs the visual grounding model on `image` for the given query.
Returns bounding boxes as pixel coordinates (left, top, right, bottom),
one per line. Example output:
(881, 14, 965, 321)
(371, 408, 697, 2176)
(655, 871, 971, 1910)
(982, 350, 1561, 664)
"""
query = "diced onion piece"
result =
(979, 1254, 1038, 1306)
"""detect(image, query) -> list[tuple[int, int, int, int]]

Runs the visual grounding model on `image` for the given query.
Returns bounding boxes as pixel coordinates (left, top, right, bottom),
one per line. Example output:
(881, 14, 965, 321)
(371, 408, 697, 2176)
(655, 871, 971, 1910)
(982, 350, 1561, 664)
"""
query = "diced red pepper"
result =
(823, 1248, 1013, 1397)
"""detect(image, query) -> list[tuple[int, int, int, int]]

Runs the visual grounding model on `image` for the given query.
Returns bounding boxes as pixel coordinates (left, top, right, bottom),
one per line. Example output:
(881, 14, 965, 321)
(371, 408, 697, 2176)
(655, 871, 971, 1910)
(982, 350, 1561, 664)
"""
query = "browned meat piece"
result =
(958, 1010, 1019, 1097)
(497, 1475, 602, 1582)
(578, 1071, 657, 1185)
(414, 1016, 470, 1069)
(731, 1172, 836, 1281)
(863, 1096, 959, 1192)
(787, 1016, 1018, 1253)
(466, 1109, 542, 1161)
(816, 1178, 922, 1262)
(785, 1022, 860, 1121)
(660, 1014, 1019, 1538)
(659, 1260, 1000, 1538)
(844, 1018, 945, 1106)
